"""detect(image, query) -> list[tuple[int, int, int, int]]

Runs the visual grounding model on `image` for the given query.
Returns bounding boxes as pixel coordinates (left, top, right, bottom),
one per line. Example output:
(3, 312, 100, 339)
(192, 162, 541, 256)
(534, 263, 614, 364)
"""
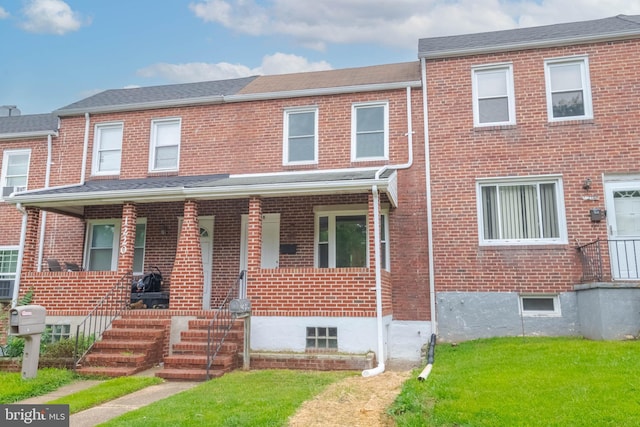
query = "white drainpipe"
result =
(80, 113, 90, 185)
(362, 86, 415, 377)
(36, 133, 54, 272)
(12, 203, 28, 307)
(421, 57, 437, 335)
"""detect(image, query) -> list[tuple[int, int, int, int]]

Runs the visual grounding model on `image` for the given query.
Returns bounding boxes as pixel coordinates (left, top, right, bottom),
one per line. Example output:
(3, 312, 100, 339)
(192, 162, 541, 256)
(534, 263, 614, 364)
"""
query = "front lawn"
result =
(390, 336, 640, 426)
(0, 368, 76, 403)
(102, 369, 355, 426)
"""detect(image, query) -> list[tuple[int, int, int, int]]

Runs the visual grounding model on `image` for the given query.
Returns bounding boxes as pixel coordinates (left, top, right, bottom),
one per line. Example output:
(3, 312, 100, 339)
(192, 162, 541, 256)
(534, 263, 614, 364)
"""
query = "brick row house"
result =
(3, 14, 640, 376)
(4, 63, 431, 375)
(420, 14, 640, 342)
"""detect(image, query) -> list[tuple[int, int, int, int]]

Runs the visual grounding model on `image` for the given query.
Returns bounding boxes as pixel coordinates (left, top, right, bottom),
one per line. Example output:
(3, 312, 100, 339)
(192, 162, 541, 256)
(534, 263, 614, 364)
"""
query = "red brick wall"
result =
(425, 39, 640, 293)
(28, 85, 429, 321)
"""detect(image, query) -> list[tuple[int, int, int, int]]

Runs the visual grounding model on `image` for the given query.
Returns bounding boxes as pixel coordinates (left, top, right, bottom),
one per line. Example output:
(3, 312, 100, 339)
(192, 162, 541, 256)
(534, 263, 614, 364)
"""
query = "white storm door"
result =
(199, 217, 214, 309)
(240, 213, 280, 270)
(605, 182, 640, 279)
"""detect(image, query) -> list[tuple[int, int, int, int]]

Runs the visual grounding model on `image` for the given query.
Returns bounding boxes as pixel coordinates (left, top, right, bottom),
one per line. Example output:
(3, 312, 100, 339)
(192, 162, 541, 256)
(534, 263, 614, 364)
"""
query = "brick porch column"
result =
(117, 202, 137, 275)
(21, 207, 41, 273)
(247, 197, 263, 271)
(170, 200, 204, 310)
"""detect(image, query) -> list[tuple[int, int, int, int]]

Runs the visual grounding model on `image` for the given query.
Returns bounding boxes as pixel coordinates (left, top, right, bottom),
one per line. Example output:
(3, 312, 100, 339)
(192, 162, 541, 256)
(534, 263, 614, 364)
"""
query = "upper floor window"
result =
(283, 107, 317, 165)
(93, 122, 123, 175)
(149, 118, 181, 171)
(472, 64, 515, 127)
(1, 149, 30, 200)
(545, 56, 592, 121)
(477, 176, 567, 245)
(85, 219, 146, 274)
(352, 102, 388, 161)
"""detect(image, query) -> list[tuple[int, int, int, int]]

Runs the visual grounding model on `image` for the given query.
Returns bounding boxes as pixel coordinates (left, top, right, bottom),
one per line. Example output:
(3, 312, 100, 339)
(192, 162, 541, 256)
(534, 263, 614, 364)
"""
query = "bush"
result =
(4, 337, 25, 358)
(42, 338, 76, 359)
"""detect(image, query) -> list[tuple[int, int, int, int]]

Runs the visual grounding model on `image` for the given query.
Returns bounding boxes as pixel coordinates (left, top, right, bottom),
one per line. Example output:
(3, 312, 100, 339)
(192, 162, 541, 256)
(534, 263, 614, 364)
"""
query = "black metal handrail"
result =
(577, 239, 603, 282)
(74, 271, 133, 370)
(206, 270, 246, 379)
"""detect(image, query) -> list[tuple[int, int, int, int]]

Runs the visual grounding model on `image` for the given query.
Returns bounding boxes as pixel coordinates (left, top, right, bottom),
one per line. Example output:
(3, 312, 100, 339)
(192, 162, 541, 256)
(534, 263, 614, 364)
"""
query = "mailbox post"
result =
(9, 305, 47, 379)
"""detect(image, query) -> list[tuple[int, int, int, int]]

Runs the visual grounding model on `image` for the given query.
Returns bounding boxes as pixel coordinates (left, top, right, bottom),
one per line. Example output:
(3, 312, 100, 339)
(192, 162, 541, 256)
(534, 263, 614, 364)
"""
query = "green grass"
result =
(102, 369, 355, 427)
(0, 368, 76, 403)
(390, 336, 640, 426)
(47, 376, 163, 414)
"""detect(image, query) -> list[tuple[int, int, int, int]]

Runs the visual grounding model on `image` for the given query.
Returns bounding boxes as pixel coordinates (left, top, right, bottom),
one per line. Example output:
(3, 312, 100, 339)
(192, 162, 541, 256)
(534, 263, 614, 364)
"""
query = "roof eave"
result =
(228, 81, 422, 103)
(54, 95, 226, 117)
(419, 30, 640, 59)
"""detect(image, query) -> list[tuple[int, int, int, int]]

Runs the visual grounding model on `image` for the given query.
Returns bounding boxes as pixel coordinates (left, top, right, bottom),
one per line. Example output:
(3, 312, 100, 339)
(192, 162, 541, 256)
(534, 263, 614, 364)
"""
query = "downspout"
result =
(362, 86, 415, 377)
(80, 113, 90, 185)
(36, 133, 54, 272)
(12, 203, 28, 307)
(421, 57, 437, 335)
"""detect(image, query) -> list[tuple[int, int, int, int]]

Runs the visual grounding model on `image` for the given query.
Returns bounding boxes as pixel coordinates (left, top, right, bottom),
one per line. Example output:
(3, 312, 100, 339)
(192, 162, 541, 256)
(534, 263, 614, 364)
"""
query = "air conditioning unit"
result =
(2, 186, 26, 198)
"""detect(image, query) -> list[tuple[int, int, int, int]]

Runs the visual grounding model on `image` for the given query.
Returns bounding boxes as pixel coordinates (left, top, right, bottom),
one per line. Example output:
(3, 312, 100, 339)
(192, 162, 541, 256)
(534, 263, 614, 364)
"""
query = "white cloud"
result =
(137, 52, 332, 83)
(0, 7, 9, 19)
(20, 0, 87, 35)
(189, 0, 640, 50)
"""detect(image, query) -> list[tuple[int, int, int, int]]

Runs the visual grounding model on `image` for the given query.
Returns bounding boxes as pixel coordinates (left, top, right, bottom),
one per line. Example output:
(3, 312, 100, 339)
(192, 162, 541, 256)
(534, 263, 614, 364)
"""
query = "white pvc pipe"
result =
(80, 112, 90, 185)
(362, 184, 385, 377)
(36, 134, 53, 272)
(421, 57, 437, 335)
(417, 363, 433, 381)
(12, 203, 28, 307)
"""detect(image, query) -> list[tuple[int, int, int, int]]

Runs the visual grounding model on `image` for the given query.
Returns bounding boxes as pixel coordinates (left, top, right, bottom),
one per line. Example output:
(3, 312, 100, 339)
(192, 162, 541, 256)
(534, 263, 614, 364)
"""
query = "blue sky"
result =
(1, 0, 639, 115)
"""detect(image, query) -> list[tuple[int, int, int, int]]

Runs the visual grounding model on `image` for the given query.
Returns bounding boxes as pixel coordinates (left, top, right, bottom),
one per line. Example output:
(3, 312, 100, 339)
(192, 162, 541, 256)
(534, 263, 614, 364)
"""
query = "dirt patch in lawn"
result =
(288, 368, 413, 427)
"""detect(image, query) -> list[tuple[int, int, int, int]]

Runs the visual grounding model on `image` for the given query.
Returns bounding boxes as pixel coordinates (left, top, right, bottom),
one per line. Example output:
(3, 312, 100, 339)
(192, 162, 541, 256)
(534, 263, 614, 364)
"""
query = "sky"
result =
(1, 0, 640, 115)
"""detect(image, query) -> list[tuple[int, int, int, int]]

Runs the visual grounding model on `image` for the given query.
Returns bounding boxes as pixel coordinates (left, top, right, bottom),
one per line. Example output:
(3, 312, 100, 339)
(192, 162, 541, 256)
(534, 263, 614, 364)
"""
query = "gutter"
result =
(54, 81, 422, 117)
(421, 57, 438, 336)
(362, 86, 415, 377)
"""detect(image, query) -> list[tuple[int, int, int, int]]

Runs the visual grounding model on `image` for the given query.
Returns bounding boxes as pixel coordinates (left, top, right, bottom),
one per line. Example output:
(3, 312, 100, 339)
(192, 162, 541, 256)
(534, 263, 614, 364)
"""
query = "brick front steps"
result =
(156, 318, 244, 381)
(75, 316, 170, 377)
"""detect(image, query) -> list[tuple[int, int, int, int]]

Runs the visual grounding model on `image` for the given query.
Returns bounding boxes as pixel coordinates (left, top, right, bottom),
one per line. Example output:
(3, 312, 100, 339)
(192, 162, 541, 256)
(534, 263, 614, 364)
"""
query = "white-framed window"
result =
(1, 149, 30, 200)
(352, 102, 388, 161)
(92, 122, 123, 175)
(519, 294, 561, 317)
(85, 219, 146, 274)
(306, 326, 338, 350)
(544, 56, 592, 121)
(477, 176, 567, 245)
(149, 118, 181, 171)
(472, 64, 516, 127)
(0, 247, 19, 300)
(315, 205, 389, 269)
(283, 107, 318, 165)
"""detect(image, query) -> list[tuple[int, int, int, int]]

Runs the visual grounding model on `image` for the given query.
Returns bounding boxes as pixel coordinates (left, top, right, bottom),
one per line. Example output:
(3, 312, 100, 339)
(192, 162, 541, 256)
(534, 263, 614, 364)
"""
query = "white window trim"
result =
(92, 122, 123, 176)
(313, 204, 389, 269)
(476, 175, 568, 246)
(0, 246, 20, 281)
(351, 101, 389, 162)
(519, 294, 561, 317)
(544, 55, 593, 122)
(84, 218, 147, 274)
(283, 107, 318, 166)
(1, 149, 31, 201)
(471, 63, 516, 127)
(149, 117, 181, 172)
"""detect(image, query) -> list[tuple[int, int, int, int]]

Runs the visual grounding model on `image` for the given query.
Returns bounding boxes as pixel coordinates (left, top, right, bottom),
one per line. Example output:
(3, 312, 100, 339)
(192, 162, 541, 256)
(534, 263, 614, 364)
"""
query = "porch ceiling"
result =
(7, 169, 398, 216)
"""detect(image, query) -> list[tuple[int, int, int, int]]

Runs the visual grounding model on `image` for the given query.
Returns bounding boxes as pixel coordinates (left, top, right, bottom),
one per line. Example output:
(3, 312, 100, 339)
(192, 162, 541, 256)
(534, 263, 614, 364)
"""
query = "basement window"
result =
(306, 327, 338, 350)
(46, 324, 71, 343)
(520, 295, 560, 317)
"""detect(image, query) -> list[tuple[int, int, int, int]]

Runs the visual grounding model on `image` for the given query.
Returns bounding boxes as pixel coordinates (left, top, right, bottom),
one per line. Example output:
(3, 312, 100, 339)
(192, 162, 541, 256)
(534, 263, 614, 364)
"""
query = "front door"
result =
(604, 181, 640, 279)
(240, 213, 280, 270)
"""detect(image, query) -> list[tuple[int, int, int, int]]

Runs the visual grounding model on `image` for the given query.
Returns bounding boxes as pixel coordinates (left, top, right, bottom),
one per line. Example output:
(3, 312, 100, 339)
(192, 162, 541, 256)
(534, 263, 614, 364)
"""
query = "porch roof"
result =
(7, 168, 398, 216)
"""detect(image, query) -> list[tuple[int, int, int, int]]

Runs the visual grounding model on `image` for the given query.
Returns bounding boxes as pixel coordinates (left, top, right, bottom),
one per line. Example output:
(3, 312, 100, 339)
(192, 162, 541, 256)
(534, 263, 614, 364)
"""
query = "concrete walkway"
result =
(15, 368, 200, 426)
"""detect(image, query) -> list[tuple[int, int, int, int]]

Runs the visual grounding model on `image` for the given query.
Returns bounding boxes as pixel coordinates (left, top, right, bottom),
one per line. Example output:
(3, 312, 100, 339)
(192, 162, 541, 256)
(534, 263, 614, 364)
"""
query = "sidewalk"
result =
(15, 368, 199, 426)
